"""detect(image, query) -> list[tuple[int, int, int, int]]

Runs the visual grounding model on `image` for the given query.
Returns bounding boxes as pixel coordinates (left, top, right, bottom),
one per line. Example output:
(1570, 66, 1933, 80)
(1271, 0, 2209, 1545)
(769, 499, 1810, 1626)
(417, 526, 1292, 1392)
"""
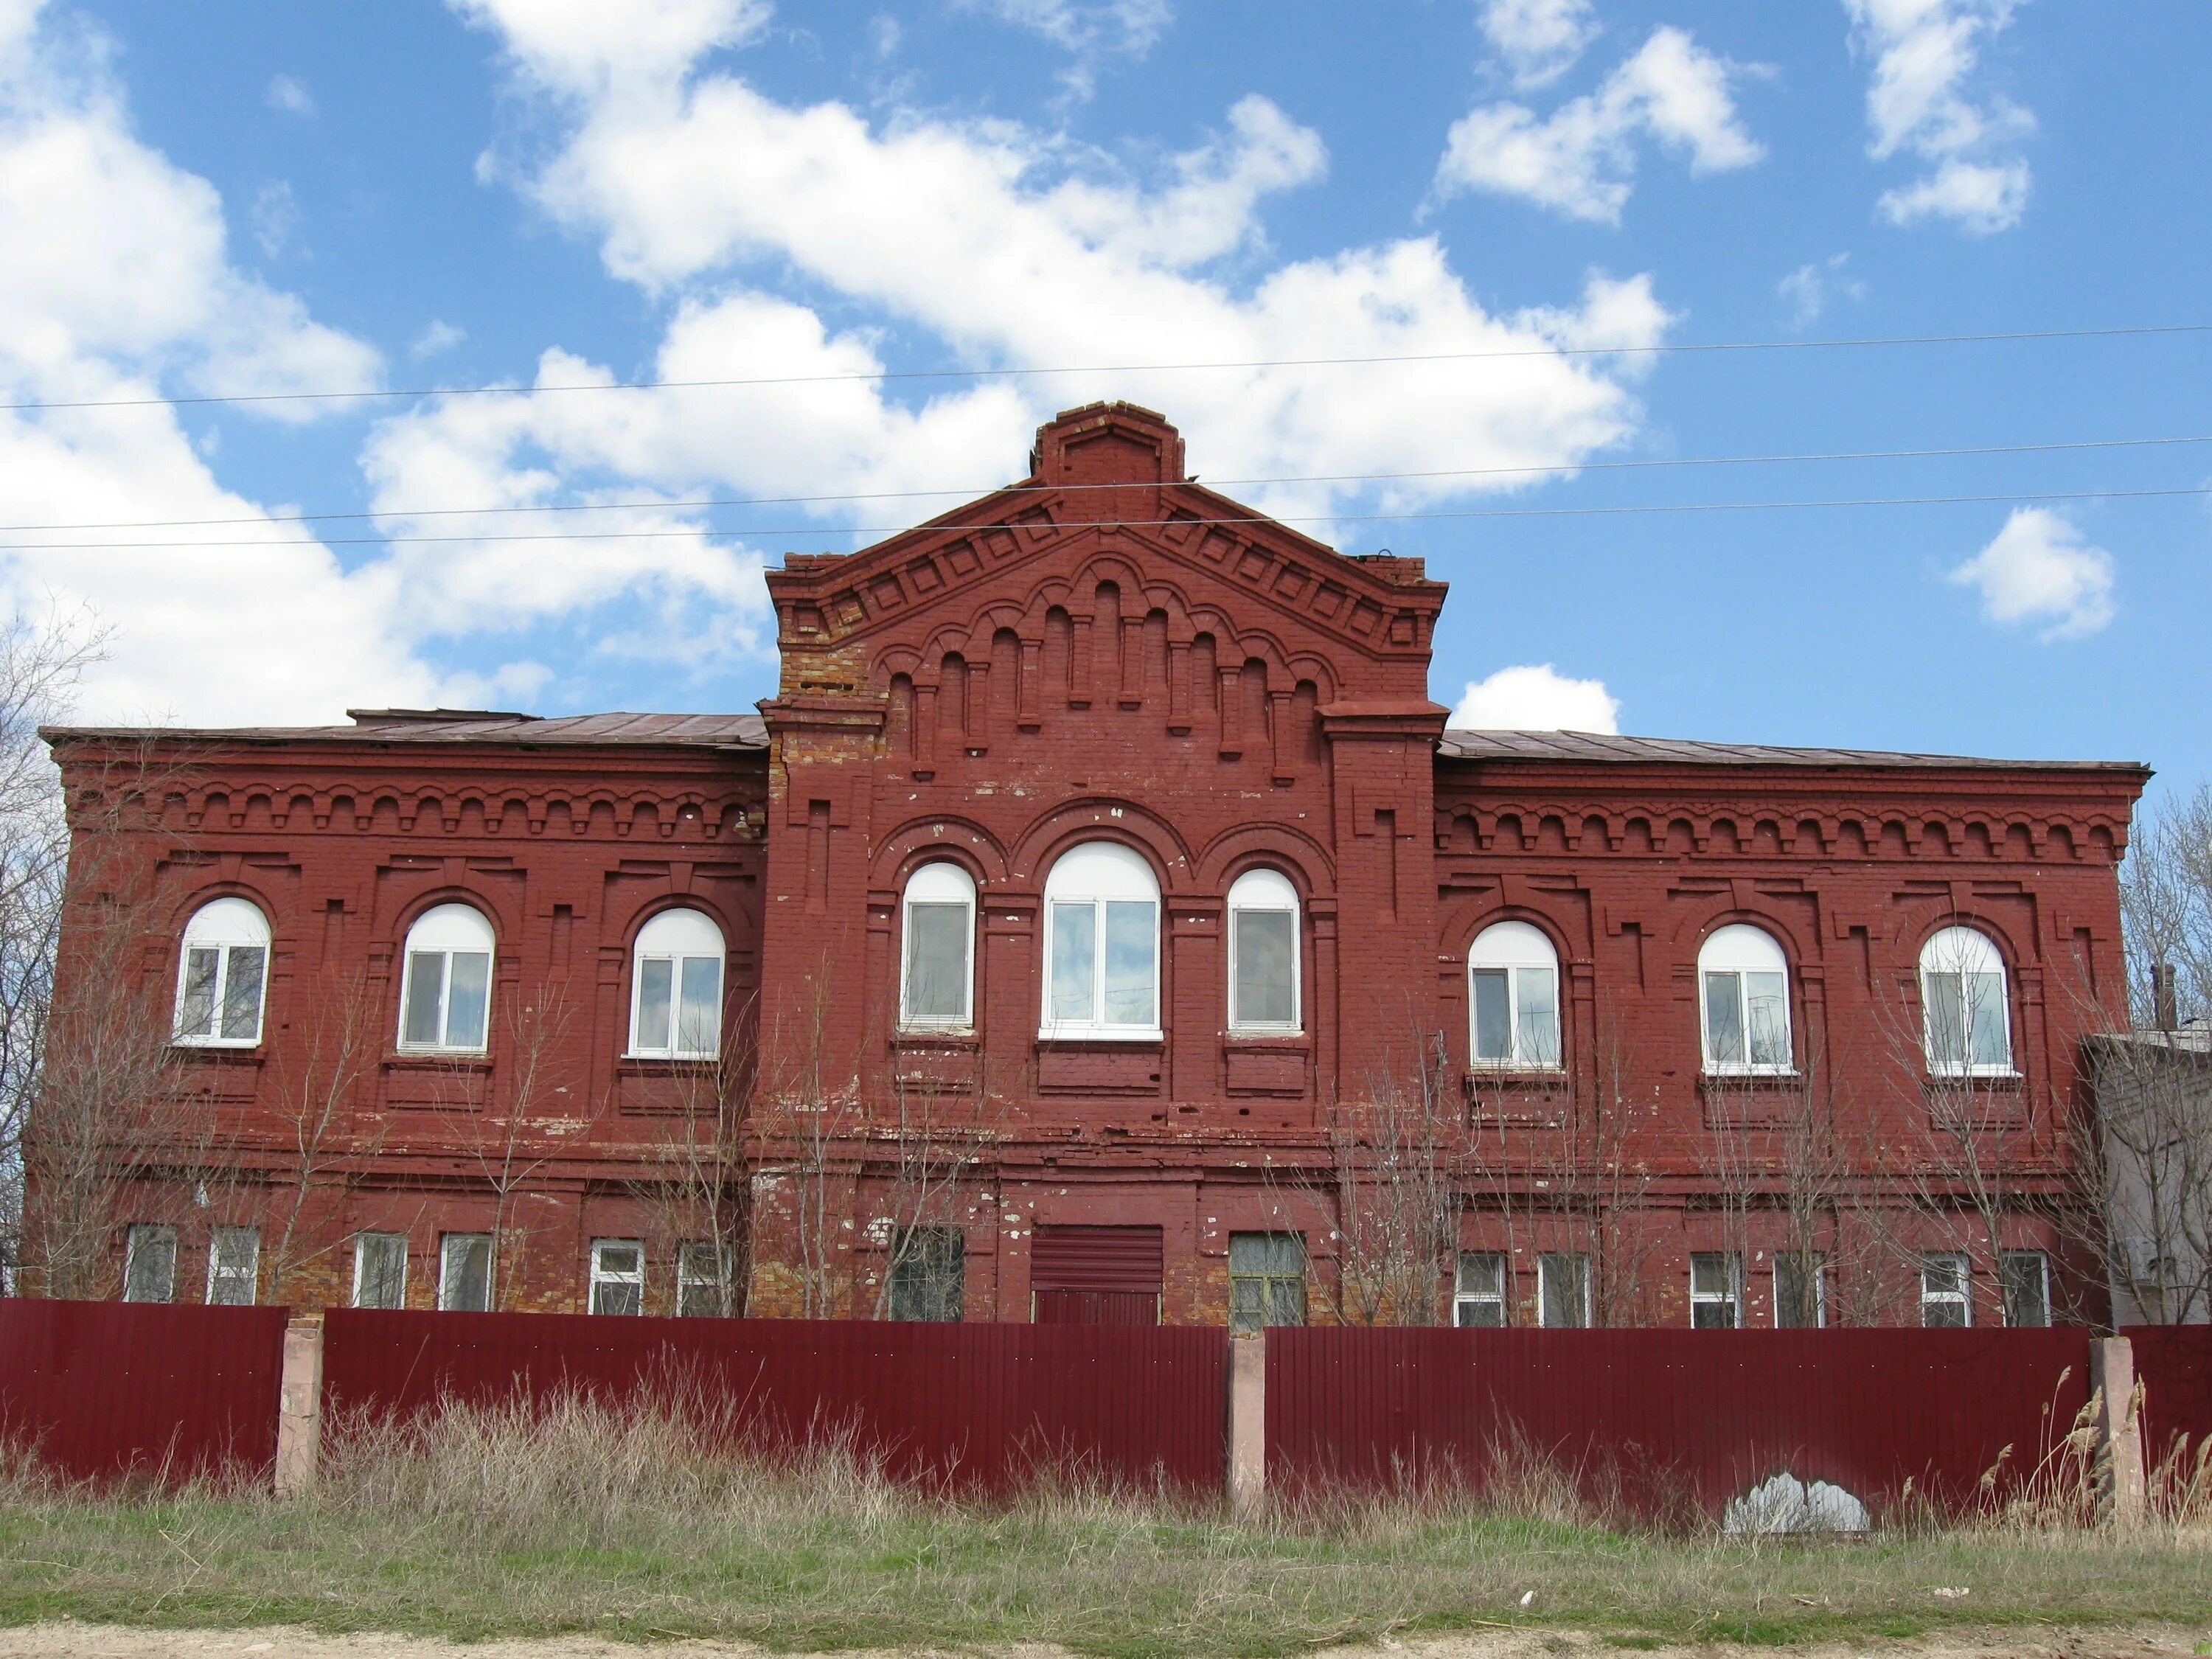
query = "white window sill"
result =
(1701, 1067, 1800, 1080)
(1468, 1061, 1565, 1075)
(172, 1037, 262, 1052)
(1923, 1066, 2022, 1081)
(622, 1050, 721, 1062)
(393, 1046, 491, 1060)
(1037, 1027, 1164, 1043)
(1227, 1026, 1304, 1040)
(897, 1023, 976, 1038)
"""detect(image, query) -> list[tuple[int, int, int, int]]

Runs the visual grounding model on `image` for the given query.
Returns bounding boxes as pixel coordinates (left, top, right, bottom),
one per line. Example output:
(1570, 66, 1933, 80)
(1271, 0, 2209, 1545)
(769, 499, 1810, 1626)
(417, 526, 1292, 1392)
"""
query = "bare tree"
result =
(260, 973, 385, 1304)
(745, 964, 862, 1318)
(628, 1004, 757, 1317)
(866, 1048, 1001, 1321)
(1315, 1029, 1459, 1326)
(2121, 784, 2212, 1029)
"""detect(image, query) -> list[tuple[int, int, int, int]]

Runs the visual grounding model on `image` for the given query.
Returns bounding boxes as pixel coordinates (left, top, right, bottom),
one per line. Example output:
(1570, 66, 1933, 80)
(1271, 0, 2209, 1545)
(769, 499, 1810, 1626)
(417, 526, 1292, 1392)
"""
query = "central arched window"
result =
(1227, 869, 1300, 1032)
(173, 897, 271, 1047)
(1920, 925, 2014, 1074)
(901, 862, 976, 1029)
(397, 902, 494, 1052)
(1467, 920, 1561, 1068)
(630, 908, 725, 1058)
(1699, 924, 1792, 1074)
(1041, 841, 1160, 1039)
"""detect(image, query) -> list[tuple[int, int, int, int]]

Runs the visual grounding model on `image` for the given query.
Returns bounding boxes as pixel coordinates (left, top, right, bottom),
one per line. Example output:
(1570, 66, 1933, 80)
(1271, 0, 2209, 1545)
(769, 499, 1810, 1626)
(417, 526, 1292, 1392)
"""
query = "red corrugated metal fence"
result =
(0, 1299, 290, 1484)
(2127, 1324, 2212, 1472)
(321, 1308, 1226, 1492)
(1266, 1326, 2090, 1514)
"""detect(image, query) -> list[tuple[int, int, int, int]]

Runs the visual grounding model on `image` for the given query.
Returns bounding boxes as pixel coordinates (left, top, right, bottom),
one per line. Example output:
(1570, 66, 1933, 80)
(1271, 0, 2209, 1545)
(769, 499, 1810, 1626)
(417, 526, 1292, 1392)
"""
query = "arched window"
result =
(1040, 841, 1160, 1038)
(1699, 924, 1792, 1074)
(1467, 920, 1561, 1068)
(173, 897, 270, 1046)
(630, 908, 725, 1058)
(397, 903, 494, 1052)
(1920, 925, 2014, 1074)
(1227, 869, 1300, 1032)
(901, 863, 975, 1029)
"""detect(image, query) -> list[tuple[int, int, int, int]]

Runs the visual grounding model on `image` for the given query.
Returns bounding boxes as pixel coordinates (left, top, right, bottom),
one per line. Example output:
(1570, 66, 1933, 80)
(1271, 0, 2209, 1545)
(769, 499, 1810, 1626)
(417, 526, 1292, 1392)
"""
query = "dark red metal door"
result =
(1031, 1225, 1163, 1324)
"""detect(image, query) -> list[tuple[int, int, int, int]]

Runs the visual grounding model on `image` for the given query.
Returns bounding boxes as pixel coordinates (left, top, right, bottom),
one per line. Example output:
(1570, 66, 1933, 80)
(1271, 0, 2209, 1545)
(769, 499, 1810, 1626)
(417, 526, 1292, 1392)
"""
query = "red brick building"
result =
(37, 403, 2147, 1330)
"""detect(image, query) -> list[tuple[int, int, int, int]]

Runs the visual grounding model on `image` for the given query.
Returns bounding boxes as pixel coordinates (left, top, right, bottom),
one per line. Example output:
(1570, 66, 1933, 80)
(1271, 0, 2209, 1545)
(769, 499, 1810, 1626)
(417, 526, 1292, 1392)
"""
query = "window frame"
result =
(396, 903, 496, 1054)
(171, 897, 271, 1048)
(887, 1225, 967, 1323)
(206, 1225, 260, 1307)
(1228, 1231, 1308, 1332)
(588, 1238, 645, 1315)
(1454, 1250, 1509, 1328)
(1920, 1251, 1972, 1327)
(899, 862, 977, 1032)
(1689, 1251, 1742, 1329)
(626, 907, 727, 1060)
(1466, 919, 1564, 1071)
(352, 1232, 408, 1310)
(2000, 1249, 2051, 1327)
(1538, 1251, 1592, 1328)
(122, 1223, 177, 1304)
(1225, 868, 1302, 1034)
(1919, 925, 2017, 1078)
(675, 1240, 731, 1318)
(1038, 841, 1163, 1041)
(438, 1232, 494, 1312)
(1773, 1251, 1827, 1329)
(1697, 924, 1795, 1076)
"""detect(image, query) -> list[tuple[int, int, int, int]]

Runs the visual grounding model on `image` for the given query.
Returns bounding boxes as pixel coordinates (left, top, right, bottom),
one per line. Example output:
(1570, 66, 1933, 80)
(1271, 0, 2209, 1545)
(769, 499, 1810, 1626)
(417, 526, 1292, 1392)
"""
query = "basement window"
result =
(2000, 1250, 2051, 1327)
(122, 1223, 176, 1304)
(352, 1232, 408, 1310)
(1228, 1232, 1307, 1332)
(1689, 1252, 1742, 1329)
(1773, 1251, 1826, 1329)
(589, 1239, 645, 1315)
(1920, 1253, 1971, 1327)
(1538, 1252, 1590, 1328)
(888, 1227, 966, 1322)
(675, 1241, 731, 1318)
(172, 897, 270, 1047)
(206, 1226, 260, 1307)
(1454, 1251, 1507, 1327)
(439, 1233, 493, 1312)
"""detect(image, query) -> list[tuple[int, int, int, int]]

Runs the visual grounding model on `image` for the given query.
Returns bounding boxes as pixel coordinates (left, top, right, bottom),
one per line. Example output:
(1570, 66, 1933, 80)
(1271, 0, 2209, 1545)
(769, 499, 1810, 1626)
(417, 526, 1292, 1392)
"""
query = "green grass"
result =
(1, 1397, 2207, 1657)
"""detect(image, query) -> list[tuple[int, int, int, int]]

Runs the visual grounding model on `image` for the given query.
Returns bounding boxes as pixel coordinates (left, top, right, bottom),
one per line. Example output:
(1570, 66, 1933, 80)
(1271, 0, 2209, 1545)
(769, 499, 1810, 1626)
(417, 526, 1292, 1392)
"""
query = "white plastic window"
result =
(352, 1232, 408, 1310)
(1699, 925, 1792, 1074)
(122, 1223, 176, 1304)
(1468, 921, 1562, 1068)
(398, 904, 495, 1052)
(900, 863, 975, 1029)
(589, 1239, 644, 1315)
(676, 1241, 730, 1318)
(206, 1226, 260, 1306)
(1228, 869, 1300, 1032)
(1040, 842, 1161, 1039)
(173, 897, 271, 1046)
(1455, 1251, 1507, 1327)
(629, 908, 725, 1058)
(439, 1233, 493, 1311)
(1920, 926, 2014, 1076)
(1921, 1252, 1971, 1327)
(1690, 1252, 1742, 1328)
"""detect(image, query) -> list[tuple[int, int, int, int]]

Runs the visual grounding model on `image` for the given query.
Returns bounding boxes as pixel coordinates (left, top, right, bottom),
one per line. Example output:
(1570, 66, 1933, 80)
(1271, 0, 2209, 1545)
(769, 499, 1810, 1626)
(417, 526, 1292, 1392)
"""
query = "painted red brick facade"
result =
(36, 403, 2147, 1329)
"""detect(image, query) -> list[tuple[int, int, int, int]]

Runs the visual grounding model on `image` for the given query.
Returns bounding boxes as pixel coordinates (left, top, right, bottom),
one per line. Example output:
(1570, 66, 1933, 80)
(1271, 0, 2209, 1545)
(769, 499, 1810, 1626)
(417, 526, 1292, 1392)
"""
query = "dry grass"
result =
(1, 1393, 2210, 1656)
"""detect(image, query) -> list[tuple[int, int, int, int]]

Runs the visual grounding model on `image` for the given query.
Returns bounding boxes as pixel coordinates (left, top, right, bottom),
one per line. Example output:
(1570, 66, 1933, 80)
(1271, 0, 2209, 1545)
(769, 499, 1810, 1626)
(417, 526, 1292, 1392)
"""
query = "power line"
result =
(7, 322, 2210, 415)
(4, 484, 2206, 554)
(3, 432, 2208, 535)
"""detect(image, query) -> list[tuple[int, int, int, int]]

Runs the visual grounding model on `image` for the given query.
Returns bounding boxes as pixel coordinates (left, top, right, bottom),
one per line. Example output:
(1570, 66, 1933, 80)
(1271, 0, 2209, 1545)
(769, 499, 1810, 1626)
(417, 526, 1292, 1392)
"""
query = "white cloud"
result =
(1949, 507, 2115, 640)
(1776, 252, 1867, 330)
(1436, 26, 1763, 223)
(434, 0, 1677, 540)
(1846, 0, 2033, 234)
(1451, 664, 1621, 732)
(960, 0, 1171, 58)
(410, 318, 467, 358)
(250, 178, 297, 259)
(265, 72, 315, 117)
(1477, 0, 1598, 88)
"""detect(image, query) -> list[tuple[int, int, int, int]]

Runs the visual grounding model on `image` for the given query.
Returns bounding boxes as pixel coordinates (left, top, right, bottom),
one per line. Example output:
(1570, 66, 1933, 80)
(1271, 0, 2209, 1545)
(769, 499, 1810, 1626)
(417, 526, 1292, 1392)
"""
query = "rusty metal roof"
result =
(44, 709, 769, 750)
(1439, 728, 2147, 772)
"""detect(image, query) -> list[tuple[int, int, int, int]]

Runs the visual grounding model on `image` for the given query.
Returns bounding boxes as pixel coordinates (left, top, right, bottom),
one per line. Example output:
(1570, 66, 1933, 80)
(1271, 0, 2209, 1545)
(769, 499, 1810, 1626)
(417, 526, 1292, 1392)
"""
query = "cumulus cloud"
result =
(1451, 664, 1621, 732)
(1436, 26, 1763, 223)
(265, 72, 315, 117)
(1776, 252, 1866, 330)
(409, 319, 467, 358)
(1476, 0, 1598, 88)
(425, 0, 1677, 546)
(1949, 508, 2115, 640)
(1846, 0, 2032, 234)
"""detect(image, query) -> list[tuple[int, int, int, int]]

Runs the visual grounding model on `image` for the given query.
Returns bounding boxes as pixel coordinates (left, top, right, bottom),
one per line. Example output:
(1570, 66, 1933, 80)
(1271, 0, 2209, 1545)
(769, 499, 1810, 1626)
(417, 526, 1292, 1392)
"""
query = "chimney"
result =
(2152, 961, 2180, 1032)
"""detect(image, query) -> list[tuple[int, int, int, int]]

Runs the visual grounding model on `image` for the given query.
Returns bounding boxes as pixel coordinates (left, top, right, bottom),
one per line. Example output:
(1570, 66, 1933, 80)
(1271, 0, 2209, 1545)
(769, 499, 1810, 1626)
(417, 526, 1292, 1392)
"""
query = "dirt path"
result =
(0, 1625, 2205, 1659)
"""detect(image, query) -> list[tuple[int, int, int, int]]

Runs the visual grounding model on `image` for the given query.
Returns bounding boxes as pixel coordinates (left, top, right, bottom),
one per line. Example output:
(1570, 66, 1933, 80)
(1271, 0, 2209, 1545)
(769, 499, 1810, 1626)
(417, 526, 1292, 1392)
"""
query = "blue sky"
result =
(0, 0, 2205, 804)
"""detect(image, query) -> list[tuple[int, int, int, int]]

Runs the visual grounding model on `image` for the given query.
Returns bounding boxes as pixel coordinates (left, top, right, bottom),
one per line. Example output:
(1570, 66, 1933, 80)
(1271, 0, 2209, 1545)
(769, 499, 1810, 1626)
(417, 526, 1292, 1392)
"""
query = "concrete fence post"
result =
(2090, 1335, 2145, 1528)
(1227, 1330, 1265, 1520)
(275, 1315, 324, 1499)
